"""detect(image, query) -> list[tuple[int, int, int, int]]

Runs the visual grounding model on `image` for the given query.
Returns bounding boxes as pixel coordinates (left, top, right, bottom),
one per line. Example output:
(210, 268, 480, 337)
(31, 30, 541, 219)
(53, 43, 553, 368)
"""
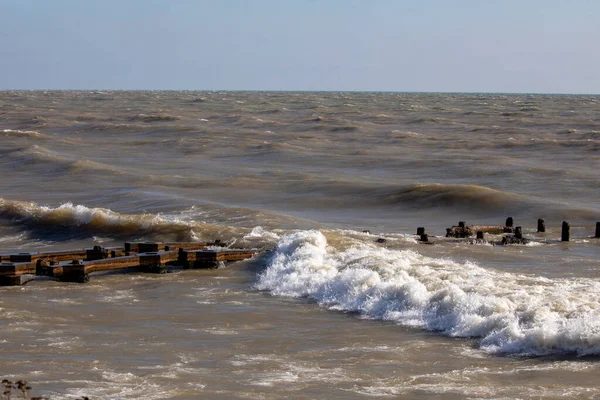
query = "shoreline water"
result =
(1, 91, 599, 398)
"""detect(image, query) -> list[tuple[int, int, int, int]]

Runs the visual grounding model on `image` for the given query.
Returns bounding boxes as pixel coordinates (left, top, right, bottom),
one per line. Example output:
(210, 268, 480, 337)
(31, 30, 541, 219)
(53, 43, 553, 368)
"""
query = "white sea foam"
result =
(256, 230, 600, 356)
(98, 289, 137, 304)
(50, 368, 182, 400)
(243, 226, 279, 240)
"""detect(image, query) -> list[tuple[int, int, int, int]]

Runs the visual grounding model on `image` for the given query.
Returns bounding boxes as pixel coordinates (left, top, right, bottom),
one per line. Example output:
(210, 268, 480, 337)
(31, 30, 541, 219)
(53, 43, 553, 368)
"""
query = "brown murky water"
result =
(1, 91, 600, 399)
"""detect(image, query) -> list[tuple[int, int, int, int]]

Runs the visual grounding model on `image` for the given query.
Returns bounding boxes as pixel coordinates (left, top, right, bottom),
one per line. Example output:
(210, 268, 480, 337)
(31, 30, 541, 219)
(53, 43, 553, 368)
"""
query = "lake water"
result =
(1, 91, 599, 399)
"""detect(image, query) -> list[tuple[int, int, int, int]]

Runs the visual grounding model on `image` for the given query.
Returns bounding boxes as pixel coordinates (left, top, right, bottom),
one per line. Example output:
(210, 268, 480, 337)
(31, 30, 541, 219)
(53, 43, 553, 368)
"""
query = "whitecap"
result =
(256, 230, 600, 356)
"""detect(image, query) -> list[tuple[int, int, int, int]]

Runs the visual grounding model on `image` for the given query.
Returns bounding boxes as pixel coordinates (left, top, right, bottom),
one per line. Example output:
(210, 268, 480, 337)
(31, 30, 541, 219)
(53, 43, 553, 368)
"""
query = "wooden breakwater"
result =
(0, 241, 260, 286)
(2, 218, 598, 286)
(410, 217, 600, 245)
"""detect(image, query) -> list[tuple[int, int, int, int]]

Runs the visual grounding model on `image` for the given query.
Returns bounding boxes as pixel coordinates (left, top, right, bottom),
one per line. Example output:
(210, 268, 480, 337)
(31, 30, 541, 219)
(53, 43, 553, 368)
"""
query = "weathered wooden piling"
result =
(139, 251, 179, 274)
(447, 221, 469, 238)
(85, 246, 125, 261)
(124, 242, 139, 255)
(111, 248, 126, 258)
(58, 255, 142, 282)
(125, 241, 207, 255)
(419, 233, 429, 242)
(500, 225, 529, 245)
(595, 222, 600, 238)
(58, 260, 89, 283)
(417, 227, 425, 236)
(537, 218, 545, 233)
(0, 262, 36, 277)
(138, 242, 163, 253)
(0, 272, 35, 286)
(514, 226, 523, 240)
(561, 221, 570, 242)
(86, 246, 109, 261)
(447, 224, 509, 238)
(179, 249, 258, 269)
(476, 231, 484, 240)
(36, 259, 60, 276)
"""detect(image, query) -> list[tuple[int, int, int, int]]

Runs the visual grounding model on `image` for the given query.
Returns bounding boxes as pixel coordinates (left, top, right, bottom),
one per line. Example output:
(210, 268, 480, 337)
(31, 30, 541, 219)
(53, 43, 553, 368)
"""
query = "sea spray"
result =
(256, 230, 600, 356)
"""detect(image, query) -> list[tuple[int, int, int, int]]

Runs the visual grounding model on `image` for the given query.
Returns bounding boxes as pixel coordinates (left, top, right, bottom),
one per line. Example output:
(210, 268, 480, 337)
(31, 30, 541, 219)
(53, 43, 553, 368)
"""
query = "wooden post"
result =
(458, 221, 466, 228)
(514, 226, 523, 239)
(417, 227, 425, 235)
(420, 233, 428, 242)
(561, 221, 570, 242)
(595, 222, 600, 238)
(505, 217, 514, 228)
(476, 231, 484, 240)
(537, 218, 545, 233)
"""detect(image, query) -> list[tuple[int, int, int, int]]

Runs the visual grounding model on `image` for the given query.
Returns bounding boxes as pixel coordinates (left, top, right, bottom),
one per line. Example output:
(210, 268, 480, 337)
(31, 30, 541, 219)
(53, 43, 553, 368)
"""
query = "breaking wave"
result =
(0, 198, 205, 241)
(257, 230, 600, 357)
(0, 198, 285, 247)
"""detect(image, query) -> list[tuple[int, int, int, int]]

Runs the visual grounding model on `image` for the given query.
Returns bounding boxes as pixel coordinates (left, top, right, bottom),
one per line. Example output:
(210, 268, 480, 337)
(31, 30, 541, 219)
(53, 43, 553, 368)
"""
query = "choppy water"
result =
(1, 91, 599, 399)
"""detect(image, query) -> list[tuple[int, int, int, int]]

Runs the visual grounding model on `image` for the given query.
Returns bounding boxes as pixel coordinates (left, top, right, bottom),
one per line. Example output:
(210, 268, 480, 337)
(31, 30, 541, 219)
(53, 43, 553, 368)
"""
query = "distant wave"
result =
(294, 181, 525, 212)
(77, 122, 148, 131)
(328, 126, 359, 133)
(267, 180, 599, 221)
(381, 183, 521, 210)
(129, 113, 180, 122)
(406, 117, 450, 125)
(1, 129, 51, 140)
(380, 183, 598, 219)
(257, 230, 600, 356)
(1, 145, 130, 175)
(248, 141, 311, 154)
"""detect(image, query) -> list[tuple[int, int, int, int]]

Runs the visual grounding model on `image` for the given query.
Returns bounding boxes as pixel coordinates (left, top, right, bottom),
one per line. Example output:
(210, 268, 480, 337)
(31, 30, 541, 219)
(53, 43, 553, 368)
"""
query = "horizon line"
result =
(0, 88, 599, 96)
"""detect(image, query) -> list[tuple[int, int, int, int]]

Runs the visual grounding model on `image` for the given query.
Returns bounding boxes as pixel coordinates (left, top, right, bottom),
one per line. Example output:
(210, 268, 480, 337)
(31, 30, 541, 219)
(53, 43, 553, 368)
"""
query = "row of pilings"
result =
(413, 218, 600, 244)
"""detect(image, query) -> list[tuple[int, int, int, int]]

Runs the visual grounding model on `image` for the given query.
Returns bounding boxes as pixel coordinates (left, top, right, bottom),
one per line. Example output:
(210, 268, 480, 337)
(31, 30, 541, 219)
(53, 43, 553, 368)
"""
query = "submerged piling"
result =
(537, 218, 545, 233)
(514, 226, 523, 240)
(561, 221, 570, 242)
(595, 222, 600, 238)
(417, 227, 425, 236)
(505, 217, 514, 228)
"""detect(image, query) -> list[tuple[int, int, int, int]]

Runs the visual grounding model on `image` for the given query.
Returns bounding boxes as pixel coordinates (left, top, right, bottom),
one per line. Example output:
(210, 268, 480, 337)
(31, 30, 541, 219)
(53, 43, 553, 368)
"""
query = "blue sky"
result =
(1, 0, 599, 93)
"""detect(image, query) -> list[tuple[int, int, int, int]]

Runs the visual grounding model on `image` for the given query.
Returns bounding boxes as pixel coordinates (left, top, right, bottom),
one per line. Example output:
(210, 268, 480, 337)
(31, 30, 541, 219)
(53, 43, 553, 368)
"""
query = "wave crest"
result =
(0, 198, 198, 240)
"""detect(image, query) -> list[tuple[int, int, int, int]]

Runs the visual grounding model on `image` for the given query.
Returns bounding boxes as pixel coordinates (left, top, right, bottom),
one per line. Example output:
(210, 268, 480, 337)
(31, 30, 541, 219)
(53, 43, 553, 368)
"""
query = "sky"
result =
(0, 0, 599, 93)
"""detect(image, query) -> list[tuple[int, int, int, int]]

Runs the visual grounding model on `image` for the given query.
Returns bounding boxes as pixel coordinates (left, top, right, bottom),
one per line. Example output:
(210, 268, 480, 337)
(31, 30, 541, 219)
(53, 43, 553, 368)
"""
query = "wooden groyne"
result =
(409, 217, 600, 246)
(2, 218, 599, 286)
(0, 241, 260, 286)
